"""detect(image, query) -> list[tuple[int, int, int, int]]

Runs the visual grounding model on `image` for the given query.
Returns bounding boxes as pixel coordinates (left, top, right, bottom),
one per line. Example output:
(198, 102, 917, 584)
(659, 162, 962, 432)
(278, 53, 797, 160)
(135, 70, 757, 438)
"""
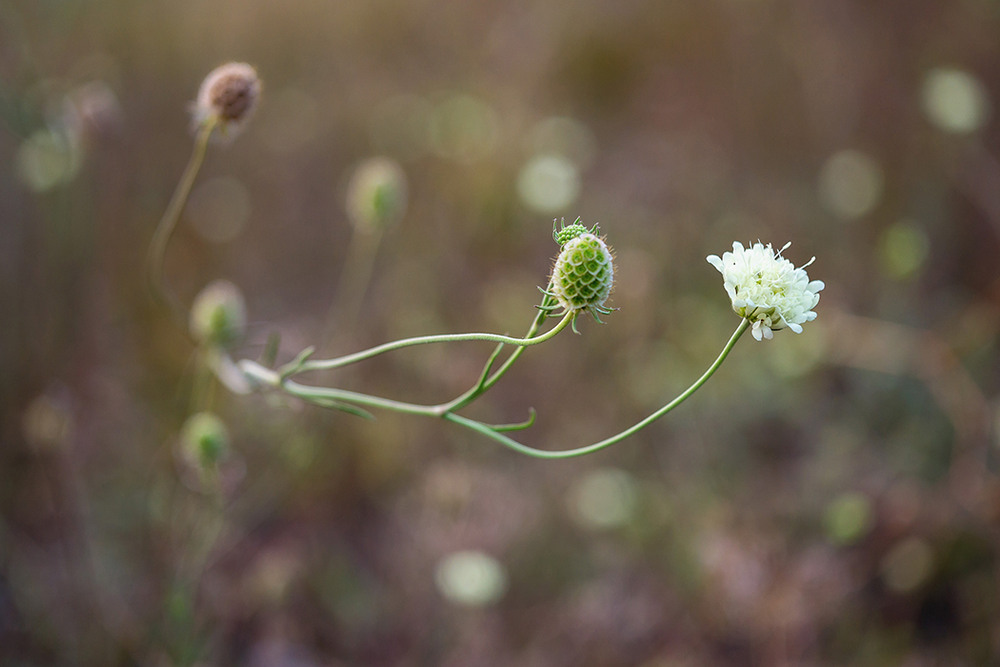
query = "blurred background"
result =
(2, 0, 1000, 664)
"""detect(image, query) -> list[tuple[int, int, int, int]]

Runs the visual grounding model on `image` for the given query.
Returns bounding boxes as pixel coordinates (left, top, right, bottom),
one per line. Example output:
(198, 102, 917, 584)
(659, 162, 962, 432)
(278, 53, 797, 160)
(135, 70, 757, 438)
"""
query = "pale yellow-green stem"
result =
(146, 117, 217, 308)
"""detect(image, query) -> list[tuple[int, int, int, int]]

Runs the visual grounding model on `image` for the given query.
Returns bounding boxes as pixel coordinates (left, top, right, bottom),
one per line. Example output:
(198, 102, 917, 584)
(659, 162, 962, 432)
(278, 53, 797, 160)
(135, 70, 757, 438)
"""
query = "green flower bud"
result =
(546, 223, 615, 328)
(346, 157, 408, 233)
(189, 280, 247, 348)
(552, 218, 590, 246)
(180, 412, 230, 469)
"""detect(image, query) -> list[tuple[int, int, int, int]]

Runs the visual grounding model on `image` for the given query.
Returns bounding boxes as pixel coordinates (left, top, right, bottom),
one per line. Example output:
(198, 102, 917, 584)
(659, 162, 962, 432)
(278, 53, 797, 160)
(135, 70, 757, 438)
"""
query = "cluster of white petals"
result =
(707, 242, 825, 341)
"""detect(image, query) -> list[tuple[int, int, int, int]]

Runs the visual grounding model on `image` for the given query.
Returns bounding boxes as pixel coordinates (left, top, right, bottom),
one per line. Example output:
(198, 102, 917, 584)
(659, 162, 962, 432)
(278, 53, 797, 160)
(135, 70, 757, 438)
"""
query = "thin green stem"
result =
(435, 292, 555, 413)
(236, 293, 559, 418)
(146, 117, 217, 307)
(324, 226, 384, 345)
(441, 318, 751, 459)
(240, 360, 440, 416)
(286, 308, 573, 376)
(238, 318, 749, 460)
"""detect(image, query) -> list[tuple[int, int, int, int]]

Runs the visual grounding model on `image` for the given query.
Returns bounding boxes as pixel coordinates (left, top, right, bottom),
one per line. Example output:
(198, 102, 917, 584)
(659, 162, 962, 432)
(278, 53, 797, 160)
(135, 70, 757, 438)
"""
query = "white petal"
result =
(711, 239, 822, 337)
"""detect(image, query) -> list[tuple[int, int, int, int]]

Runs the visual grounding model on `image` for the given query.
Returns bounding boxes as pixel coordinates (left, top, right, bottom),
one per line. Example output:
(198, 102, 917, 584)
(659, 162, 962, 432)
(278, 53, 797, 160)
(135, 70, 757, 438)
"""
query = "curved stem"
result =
(435, 292, 555, 413)
(283, 380, 437, 416)
(240, 359, 441, 416)
(289, 309, 573, 375)
(146, 117, 217, 306)
(237, 293, 560, 418)
(239, 318, 749, 459)
(441, 318, 750, 459)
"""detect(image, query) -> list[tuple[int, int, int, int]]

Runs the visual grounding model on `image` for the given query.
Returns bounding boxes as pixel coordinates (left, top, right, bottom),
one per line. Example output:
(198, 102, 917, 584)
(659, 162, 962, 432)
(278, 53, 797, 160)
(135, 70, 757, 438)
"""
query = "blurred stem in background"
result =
(146, 60, 263, 662)
(161, 412, 233, 665)
(147, 61, 261, 326)
(324, 157, 409, 346)
(325, 225, 384, 346)
(146, 117, 217, 317)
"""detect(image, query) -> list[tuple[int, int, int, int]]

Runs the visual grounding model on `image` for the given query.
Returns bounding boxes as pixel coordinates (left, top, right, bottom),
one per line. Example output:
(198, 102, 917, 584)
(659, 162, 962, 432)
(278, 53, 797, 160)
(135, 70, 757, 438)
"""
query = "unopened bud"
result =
(549, 226, 615, 321)
(553, 218, 589, 246)
(180, 412, 230, 470)
(194, 62, 261, 140)
(346, 157, 408, 232)
(190, 280, 247, 348)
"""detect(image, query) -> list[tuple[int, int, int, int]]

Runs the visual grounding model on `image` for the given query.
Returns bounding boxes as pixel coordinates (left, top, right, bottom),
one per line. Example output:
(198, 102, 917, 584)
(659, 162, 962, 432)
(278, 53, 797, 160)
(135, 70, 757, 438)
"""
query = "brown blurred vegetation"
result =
(2, 0, 1000, 665)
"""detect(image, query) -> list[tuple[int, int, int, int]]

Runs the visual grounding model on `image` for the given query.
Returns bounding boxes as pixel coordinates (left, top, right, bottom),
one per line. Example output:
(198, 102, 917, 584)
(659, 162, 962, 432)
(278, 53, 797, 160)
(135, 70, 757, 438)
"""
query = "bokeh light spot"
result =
(22, 392, 73, 453)
(517, 153, 581, 214)
(824, 491, 873, 546)
(922, 68, 991, 135)
(879, 221, 930, 280)
(881, 537, 934, 593)
(434, 550, 507, 607)
(818, 149, 884, 220)
(17, 128, 81, 192)
(429, 94, 499, 163)
(568, 467, 638, 530)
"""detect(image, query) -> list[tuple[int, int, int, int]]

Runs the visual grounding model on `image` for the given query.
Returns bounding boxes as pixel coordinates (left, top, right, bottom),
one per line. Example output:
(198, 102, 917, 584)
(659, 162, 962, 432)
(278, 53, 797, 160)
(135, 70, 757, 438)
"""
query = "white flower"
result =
(707, 241, 825, 341)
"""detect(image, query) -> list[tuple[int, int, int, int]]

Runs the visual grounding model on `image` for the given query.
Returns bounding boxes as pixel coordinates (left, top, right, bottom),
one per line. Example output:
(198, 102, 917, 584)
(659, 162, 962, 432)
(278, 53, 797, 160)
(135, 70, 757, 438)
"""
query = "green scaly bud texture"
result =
(550, 232, 614, 316)
(554, 222, 589, 246)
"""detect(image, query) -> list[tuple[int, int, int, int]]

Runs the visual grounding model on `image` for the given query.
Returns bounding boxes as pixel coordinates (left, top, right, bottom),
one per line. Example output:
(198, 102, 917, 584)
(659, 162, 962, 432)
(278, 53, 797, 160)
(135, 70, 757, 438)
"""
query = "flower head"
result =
(552, 218, 590, 246)
(544, 220, 616, 331)
(193, 62, 261, 140)
(180, 411, 230, 470)
(190, 280, 247, 348)
(346, 157, 408, 232)
(707, 241, 824, 341)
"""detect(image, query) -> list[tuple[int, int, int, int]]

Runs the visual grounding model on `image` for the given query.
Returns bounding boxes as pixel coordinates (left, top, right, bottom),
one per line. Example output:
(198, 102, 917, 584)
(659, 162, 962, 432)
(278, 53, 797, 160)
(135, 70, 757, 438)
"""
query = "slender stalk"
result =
(441, 318, 750, 459)
(237, 292, 559, 418)
(240, 360, 438, 416)
(286, 308, 574, 376)
(239, 318, 749, 460)
(285, 379, 441, 416)
(146, 117, 217, 306)
(323, 226, 384, 345)
(436, 291, 555, 413)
